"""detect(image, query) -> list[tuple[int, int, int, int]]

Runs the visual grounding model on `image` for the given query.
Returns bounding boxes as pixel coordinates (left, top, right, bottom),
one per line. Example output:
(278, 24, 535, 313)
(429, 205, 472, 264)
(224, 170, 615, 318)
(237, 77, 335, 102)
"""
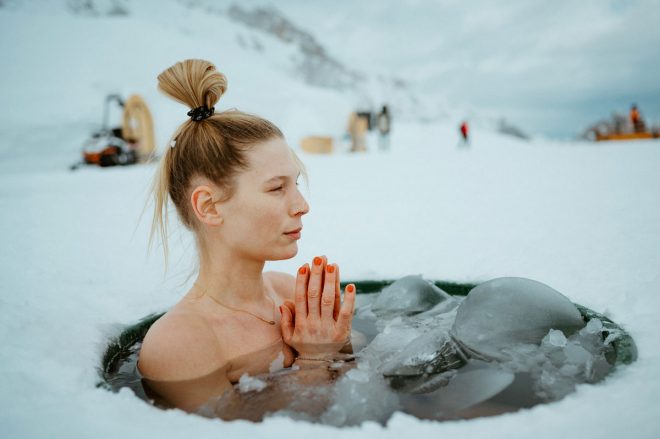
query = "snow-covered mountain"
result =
(3, 0, 660, 138)
(0, 0, 450, 159)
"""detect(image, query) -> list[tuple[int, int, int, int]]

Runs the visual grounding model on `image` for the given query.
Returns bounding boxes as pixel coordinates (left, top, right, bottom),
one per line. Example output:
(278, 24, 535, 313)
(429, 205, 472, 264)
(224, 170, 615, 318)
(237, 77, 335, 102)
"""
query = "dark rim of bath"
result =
(98, 280, 638, 389)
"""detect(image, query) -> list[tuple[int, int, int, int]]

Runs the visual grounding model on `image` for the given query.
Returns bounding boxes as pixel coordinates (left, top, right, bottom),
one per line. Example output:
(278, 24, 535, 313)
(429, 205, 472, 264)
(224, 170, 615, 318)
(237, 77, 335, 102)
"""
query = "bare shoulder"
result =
(138, 310, 225, 381)
(264, 270, 296, 302)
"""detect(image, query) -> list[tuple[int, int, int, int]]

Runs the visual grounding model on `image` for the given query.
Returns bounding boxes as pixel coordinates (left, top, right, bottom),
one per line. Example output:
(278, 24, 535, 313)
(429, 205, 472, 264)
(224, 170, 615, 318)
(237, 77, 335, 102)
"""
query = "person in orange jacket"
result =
(630, 104, 644, 133)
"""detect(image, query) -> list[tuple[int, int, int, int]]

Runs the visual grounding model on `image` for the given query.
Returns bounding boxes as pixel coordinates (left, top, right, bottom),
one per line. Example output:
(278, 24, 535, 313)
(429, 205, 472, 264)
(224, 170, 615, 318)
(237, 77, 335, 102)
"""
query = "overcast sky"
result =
(278, 0, 660, 138)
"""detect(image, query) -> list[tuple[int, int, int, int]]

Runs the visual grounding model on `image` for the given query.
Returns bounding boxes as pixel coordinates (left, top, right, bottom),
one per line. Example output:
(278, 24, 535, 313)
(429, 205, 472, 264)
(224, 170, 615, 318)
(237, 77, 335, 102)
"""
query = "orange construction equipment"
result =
(595, 132, 657, 141)
(72, 94, 156, 170)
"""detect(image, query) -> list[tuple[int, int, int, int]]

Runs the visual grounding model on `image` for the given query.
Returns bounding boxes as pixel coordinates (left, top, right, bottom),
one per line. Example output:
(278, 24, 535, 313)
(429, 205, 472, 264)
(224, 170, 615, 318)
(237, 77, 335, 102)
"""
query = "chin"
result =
(268, 243, 299, 261)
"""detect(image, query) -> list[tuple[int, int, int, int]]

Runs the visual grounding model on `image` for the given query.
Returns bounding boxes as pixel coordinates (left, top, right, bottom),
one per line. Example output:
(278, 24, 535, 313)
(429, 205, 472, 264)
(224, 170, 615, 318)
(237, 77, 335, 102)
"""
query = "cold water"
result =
(106, 276, 622, 426)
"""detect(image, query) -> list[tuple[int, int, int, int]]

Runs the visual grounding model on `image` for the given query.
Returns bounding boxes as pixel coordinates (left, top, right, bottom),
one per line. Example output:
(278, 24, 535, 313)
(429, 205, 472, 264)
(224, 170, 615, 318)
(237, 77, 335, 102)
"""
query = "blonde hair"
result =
(149, 59, 285, 266)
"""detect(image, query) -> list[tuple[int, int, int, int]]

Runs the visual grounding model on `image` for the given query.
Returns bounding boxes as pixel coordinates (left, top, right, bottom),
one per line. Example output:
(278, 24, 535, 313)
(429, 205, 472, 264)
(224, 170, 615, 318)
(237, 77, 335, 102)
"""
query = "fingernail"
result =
(299, 265, 307, 275)
(326, 264, 335, 273)
(313, 256, 322, 266)
(347, 284, 355, 293)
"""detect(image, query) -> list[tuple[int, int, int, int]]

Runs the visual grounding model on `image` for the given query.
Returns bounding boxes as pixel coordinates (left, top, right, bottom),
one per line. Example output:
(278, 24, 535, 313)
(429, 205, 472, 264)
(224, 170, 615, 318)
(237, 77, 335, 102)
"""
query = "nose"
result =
(290, 187, 310, 217)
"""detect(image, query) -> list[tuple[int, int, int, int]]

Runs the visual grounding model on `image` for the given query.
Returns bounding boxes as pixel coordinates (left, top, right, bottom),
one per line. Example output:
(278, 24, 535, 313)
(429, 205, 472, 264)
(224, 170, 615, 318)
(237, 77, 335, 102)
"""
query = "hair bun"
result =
(157, 59, 227, 114)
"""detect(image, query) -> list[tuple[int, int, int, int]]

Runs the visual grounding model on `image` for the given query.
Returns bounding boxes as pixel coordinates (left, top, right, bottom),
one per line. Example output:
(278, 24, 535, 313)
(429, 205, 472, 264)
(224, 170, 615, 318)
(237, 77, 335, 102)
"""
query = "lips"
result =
(284, 227, 302, 239)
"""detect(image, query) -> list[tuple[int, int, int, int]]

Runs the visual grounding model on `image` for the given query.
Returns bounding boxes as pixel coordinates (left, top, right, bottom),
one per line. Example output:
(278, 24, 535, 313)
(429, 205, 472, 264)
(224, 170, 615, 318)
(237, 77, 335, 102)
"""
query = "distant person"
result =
(459, 121, 469, 146)
(630, 104, 645, 133)
(347, 112, 368, 152)
(376, 105, 391, 151)
(612, 113, 626, 134)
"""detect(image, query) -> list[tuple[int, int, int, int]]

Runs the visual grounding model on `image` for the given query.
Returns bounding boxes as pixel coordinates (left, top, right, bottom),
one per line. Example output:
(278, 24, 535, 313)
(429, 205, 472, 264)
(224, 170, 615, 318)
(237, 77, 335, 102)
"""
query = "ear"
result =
(190, 185, 224, 227)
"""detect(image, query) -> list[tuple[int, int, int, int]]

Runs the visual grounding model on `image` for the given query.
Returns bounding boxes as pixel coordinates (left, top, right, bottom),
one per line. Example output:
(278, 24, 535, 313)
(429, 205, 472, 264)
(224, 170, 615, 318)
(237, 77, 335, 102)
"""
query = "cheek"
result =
(244, 200, 284, 235)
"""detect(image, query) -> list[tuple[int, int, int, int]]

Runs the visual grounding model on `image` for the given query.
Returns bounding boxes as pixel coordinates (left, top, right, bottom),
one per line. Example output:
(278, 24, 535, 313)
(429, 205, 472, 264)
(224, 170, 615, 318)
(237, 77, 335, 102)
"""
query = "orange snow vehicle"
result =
(592, 105, 659, 142)
(71, 94, 156, 170)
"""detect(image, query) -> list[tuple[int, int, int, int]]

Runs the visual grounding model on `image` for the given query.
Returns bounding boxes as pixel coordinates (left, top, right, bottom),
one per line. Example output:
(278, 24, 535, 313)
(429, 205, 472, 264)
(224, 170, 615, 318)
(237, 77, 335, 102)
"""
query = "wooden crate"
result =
(300, 136, 334, 154)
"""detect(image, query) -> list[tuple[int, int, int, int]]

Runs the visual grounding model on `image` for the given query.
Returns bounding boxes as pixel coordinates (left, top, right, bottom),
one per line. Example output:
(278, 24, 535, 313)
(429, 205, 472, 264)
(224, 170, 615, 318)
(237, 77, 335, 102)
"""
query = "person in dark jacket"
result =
(377, 105, 391, 151)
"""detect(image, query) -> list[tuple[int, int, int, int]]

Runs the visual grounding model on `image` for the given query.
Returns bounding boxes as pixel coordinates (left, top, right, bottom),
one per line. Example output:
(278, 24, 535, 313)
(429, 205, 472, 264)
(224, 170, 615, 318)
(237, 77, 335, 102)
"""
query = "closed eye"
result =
(270, 185, 284, 192)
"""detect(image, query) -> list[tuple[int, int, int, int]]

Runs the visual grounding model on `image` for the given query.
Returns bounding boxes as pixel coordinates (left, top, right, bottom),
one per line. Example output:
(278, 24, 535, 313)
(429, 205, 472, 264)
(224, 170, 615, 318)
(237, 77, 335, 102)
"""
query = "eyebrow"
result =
(263, 173, 301, 184)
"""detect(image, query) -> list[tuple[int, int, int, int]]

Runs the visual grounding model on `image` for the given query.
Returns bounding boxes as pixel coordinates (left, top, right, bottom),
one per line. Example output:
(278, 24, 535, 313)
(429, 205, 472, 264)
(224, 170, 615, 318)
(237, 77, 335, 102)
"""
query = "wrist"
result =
(296, 352, 335, 361)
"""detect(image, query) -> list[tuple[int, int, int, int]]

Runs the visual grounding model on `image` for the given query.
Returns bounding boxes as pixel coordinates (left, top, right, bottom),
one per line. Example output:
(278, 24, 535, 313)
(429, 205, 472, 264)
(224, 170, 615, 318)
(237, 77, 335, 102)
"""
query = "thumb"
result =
(280, 305, 294, 344)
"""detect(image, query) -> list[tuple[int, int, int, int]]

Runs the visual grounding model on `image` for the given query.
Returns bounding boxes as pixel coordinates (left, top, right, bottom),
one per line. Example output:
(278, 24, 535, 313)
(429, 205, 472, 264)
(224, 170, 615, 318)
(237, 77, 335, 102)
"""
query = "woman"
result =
(137, 59, 356, 412)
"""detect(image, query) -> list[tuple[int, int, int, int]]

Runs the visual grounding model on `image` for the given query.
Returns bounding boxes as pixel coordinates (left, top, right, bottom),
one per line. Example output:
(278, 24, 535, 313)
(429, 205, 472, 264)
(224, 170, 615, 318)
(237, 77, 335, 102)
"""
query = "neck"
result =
(192, 237, 268, 308)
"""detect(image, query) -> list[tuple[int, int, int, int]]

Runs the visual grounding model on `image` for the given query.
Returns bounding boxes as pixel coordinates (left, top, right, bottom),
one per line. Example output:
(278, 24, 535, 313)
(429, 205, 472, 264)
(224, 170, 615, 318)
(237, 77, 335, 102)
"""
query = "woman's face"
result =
(217, 137, 309, 261)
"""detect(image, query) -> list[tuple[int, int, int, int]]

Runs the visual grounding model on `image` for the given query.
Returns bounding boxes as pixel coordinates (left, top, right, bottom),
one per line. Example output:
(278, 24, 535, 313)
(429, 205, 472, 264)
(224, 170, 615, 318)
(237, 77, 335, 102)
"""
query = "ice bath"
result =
(101, 276, 636, 426)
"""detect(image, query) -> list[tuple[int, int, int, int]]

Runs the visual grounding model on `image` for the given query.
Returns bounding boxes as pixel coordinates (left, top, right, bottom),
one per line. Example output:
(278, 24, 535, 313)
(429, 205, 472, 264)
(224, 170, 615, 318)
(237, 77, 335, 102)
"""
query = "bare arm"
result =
(138, 313, 233, 412)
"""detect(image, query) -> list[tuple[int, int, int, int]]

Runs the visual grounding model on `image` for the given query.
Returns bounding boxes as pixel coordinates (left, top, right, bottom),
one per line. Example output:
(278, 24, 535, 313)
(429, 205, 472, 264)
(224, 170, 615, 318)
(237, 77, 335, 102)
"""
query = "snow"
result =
(1, 1, 660, 438)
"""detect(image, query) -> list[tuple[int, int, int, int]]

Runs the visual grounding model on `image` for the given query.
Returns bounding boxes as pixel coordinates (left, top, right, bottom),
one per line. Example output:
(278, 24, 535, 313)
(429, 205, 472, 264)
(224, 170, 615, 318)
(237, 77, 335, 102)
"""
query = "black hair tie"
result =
(187, 105, 215, 121)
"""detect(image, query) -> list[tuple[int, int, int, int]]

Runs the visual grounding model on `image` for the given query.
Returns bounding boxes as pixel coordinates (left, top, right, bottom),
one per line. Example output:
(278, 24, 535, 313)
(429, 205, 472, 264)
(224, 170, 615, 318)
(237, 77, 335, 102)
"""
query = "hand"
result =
(279, 256, 356, 359)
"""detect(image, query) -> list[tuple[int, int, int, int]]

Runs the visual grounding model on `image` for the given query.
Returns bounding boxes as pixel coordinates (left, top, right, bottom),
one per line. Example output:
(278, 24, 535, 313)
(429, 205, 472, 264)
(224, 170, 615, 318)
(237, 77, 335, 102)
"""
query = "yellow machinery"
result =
(595, 131, 658, 142)
(72, 93, 156, 170)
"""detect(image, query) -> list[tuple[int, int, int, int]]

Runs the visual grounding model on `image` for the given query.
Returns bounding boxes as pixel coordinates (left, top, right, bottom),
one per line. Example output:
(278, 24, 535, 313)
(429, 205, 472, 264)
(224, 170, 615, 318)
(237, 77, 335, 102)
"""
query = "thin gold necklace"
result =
(194, 282, 276, 325)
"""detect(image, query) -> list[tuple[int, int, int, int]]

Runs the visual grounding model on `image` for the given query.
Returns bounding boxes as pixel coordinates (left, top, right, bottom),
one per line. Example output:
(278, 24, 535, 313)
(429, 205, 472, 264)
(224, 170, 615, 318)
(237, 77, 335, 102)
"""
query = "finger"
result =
(284, 300, 296, 325)
(294, 264, 309, 319)
(307, 256, 325, 319)
(321, 263, 336, 322)
(336, 284, 356, 337)
(280, 305, 294, 344)
(333, 264, 341, 320)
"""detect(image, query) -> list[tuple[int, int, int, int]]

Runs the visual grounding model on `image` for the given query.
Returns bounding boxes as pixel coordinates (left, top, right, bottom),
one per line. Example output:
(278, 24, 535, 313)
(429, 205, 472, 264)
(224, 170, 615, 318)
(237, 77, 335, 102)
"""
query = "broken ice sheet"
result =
(371, 275, 453, 316)
(452, 277, 584, 360)
(399, 362, 515, 416)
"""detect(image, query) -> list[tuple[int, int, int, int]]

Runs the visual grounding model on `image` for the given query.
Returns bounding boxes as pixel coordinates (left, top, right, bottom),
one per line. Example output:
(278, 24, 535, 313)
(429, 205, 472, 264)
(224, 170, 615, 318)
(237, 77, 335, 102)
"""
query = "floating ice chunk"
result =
(540, 368, 556, 387)
(404, 370, 457, 394)
(603, 332, 620, 345)
(584, 318, 603, 334)
(346, 368, 370, 383)
(559, 364, 579, 377)
(402, 362, 515, 415)
(544, 329, 568, 348)
(366, 325, 424, 366)
(381, 316, 403, 334)
(321, 367, 399, 427)
(237, 373, 267, 393)
(564, 343, 591, 366)
(452, 277, 585, 360)
(372, 275, 452, 316)
(379, 330, 463, 377)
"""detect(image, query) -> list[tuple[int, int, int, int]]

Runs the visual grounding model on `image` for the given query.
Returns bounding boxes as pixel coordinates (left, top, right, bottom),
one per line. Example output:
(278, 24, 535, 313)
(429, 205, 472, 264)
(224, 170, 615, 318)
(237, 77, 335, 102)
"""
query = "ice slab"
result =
(452, 277, 585, 360)
(371, 275, 453, 316)
(400, 362, 515, 416)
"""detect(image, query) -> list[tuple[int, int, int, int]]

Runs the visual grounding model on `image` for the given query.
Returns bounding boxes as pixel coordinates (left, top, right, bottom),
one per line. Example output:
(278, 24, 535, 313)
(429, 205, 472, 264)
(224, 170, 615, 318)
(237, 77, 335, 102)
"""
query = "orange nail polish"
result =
(298, 266, 307, 275)
(327, 265, 335, 273)
(313, 257, 322, 266)
(347, 284, 355, 293)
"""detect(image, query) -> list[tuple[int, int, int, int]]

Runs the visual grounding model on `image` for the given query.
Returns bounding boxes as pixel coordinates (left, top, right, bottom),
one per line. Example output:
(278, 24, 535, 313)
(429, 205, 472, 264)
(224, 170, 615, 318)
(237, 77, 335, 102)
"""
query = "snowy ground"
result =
(1, 123, 659, 438)
(2, 2, 660, 438)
